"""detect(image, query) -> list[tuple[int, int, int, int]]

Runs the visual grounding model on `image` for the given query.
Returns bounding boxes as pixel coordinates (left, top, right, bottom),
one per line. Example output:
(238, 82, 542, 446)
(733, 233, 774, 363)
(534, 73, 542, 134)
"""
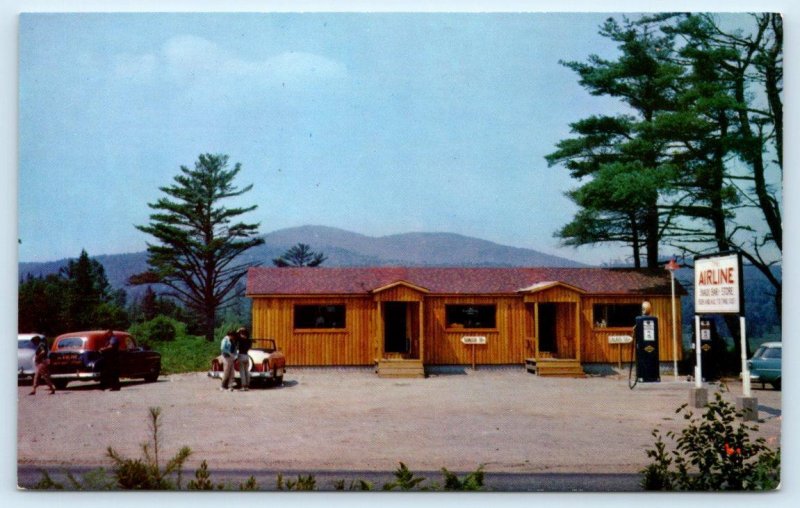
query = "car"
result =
(18, 333, 46, 382)
(47, 330, 161, 389)
(208, 338, 286, 387)
(748, 341, 781, 390)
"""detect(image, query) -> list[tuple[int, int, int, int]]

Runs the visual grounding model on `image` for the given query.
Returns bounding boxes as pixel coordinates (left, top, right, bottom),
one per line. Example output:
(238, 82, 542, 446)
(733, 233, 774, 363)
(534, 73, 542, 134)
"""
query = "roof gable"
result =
(371, 280, 430, 294)
(517, 281, 586, 294)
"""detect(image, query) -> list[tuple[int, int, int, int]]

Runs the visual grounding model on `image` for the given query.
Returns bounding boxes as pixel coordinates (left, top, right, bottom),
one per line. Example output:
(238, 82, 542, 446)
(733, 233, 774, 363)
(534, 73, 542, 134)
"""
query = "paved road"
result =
(17, 465, 643, 492)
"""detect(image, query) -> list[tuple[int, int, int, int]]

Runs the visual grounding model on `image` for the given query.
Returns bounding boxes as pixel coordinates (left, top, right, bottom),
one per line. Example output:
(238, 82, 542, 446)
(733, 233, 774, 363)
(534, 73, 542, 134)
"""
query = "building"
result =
(246, 267, 684, 376)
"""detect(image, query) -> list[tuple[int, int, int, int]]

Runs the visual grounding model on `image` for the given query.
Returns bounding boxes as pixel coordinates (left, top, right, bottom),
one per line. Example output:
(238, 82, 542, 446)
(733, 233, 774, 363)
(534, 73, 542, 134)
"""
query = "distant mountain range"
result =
(18, 225, 586, 291)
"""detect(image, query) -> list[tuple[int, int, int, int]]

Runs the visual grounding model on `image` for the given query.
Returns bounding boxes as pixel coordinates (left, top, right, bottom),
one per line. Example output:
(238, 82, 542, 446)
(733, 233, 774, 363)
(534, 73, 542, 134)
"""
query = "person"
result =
(237, 327, 253, 391)
(219, 328, 238, 391)
(99, 331, 121, 391)
(29, 336, 55, 395)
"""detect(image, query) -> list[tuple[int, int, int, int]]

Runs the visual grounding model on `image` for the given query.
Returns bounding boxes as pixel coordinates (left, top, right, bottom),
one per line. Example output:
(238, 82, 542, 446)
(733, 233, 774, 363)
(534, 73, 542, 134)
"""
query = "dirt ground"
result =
(17, 367, 782, 476)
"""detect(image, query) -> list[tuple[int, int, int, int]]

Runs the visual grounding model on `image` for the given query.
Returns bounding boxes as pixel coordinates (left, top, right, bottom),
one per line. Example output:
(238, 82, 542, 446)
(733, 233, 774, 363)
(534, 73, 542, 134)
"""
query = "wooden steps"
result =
(526, 357, 585, 378)
(377, 358, 425, 378)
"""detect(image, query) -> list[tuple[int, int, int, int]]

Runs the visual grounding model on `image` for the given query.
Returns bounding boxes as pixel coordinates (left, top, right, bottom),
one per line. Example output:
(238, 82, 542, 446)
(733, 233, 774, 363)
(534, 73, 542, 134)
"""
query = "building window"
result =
(445, 305, 496, 329)
(294, 305, 346, 329)
(593, 304, 641, 328)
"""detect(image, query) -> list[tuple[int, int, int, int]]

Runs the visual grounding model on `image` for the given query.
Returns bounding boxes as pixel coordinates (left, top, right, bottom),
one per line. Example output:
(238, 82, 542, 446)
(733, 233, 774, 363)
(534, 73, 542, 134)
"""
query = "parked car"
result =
(18, 333, 46, 382)
(208, 338, 286, 387)
(748, 341, 781, 390)
(48, 330, 161, 389)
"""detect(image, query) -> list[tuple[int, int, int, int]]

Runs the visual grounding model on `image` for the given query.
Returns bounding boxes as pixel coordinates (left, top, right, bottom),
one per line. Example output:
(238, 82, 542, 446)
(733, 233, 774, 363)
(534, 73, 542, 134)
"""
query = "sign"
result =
(694, 252, 743, 314)
(608, 335, 633, 344)
(461, 336, 487, 345)
(643, 321, 655, 342)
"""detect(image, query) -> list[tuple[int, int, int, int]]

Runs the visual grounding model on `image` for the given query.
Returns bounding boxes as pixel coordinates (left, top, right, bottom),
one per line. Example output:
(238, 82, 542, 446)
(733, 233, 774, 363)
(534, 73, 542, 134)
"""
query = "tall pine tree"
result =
(132, 154, 264, 341)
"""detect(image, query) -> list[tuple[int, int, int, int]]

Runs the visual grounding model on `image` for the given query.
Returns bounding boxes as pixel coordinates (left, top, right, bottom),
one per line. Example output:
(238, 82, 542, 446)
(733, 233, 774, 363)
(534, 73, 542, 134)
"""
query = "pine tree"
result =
(132, 154, 264, 341)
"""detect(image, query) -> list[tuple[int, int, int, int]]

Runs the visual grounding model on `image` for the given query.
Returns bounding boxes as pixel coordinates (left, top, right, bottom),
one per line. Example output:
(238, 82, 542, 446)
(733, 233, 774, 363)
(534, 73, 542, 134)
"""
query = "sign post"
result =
(693, 252, 755, 419)
(665, 258, 680, 379)
(608, 335, 632, 370)
(461, 336, 486, 370)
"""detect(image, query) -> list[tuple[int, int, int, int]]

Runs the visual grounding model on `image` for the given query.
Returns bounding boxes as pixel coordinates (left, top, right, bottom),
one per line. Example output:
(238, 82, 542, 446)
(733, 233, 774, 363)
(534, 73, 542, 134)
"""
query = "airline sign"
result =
(694, 252, 743, 315)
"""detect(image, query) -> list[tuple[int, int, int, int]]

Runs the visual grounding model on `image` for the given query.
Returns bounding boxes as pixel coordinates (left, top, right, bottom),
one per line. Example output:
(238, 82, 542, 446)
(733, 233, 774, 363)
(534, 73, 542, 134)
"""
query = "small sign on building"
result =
(461, 336, 487, 345)
(608, 335, 633, 344)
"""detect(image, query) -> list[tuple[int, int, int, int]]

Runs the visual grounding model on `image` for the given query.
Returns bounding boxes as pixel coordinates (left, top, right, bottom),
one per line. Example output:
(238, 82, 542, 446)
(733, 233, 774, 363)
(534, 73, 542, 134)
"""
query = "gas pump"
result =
(698, 318, 721, 382)
(629, 301, 660, 387)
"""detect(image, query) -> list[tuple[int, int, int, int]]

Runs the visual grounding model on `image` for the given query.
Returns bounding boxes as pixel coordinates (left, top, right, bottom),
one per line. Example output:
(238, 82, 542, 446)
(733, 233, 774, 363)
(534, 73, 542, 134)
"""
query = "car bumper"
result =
(50, 372, 102, 381)
(207, 368, 285, 380)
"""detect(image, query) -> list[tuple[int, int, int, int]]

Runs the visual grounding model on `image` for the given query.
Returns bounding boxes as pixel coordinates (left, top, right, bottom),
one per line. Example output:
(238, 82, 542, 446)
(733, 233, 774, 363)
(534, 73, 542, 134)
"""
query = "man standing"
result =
(219, 329, 238, 391)
(29, 336, 55, 395)
(237, 327, 253, 391)
(100, 331, 121, 391)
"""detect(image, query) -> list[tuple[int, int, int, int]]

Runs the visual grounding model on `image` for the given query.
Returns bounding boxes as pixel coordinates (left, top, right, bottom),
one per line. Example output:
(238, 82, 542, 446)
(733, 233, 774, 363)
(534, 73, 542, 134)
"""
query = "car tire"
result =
(144, 369, 160, 383)
(53, 379, 68, 390)
(772, 379, 781, 391)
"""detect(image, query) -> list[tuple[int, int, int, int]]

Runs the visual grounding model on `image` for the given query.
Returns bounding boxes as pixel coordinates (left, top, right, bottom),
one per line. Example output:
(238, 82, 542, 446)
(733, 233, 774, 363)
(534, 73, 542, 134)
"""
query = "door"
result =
(384, 302, 409, 354)
(538, 303, 557, 355)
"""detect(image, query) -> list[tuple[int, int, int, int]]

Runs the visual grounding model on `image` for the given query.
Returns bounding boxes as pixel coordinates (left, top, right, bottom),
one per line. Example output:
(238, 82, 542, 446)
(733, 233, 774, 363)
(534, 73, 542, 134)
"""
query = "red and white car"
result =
(208, 338, 286, 387)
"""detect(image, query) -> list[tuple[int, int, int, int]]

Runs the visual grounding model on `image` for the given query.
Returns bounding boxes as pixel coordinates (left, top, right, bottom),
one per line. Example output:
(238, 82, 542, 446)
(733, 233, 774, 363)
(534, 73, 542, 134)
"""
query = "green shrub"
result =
(129, 315, 183, 346)
(106, 407, 192, 490)
(276, 473, 317, 491)
(441, 465, 485, 491)
(641, 390, 780, 491)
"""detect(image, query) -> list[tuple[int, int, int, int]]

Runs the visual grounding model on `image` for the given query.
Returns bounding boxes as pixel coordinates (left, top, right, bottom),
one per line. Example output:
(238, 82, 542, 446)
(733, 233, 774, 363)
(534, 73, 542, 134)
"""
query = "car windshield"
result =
(18, 340, 36, 349)
(753, 345, 781, 360)
(255, 339, 276, 352)
(56, 337, 86, 349)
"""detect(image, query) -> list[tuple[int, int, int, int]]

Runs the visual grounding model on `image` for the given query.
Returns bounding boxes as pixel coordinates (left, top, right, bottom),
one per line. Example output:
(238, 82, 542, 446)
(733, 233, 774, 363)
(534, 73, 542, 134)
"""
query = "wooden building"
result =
(246, 267, 684, 376)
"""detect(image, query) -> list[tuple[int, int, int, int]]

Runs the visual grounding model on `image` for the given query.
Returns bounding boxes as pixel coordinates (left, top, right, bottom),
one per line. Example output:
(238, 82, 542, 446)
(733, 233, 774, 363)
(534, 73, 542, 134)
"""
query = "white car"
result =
(18, 333, 46, 382)
(208, 339, 287, 387)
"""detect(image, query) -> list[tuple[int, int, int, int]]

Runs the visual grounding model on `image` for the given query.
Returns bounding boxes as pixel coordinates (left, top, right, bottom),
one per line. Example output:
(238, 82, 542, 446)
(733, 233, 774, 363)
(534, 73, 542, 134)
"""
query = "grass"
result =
(150, 335, 219, 375)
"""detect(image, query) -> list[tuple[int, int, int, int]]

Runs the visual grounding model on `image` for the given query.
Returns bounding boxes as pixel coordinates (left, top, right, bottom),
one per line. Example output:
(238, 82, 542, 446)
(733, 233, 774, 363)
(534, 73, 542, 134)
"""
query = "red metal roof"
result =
(246, 267, 684, 296)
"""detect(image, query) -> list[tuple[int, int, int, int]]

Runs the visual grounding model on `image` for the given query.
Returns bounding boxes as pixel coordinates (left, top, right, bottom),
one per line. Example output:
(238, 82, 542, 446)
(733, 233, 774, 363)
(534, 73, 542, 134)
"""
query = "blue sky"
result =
(16, 11, 775, 266)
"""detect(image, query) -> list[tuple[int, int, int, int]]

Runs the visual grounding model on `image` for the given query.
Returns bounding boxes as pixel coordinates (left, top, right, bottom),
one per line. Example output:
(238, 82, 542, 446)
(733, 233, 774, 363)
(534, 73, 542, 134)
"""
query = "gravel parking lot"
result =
(18, 367, 781, 477)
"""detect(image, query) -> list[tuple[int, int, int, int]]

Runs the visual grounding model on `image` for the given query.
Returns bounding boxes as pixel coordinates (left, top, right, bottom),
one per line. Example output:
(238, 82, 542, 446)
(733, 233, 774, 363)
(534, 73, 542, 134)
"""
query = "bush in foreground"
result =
(641, 390, 780, 491)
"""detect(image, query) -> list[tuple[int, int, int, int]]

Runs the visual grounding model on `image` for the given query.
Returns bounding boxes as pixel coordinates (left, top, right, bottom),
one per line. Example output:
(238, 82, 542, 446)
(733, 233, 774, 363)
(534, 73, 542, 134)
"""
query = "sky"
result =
(18, 11, 644, 265)
(15, 8, 786, 269)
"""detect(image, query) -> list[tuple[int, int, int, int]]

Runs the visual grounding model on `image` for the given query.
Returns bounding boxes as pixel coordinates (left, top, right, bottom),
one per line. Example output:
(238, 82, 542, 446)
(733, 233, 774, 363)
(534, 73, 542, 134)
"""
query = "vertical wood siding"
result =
(424, 296, 526, 365)
(251, 297, 376, 366)
(580, 296, 683, 363)
(250, 293, 683, 366)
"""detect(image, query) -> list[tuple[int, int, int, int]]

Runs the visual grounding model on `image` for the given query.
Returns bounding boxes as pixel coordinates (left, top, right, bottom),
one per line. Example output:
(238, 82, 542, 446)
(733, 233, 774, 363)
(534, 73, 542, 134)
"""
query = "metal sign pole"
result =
(694, 315, 703, 389)
(670, 269, 678, 379)
(740, 316, 751, 397)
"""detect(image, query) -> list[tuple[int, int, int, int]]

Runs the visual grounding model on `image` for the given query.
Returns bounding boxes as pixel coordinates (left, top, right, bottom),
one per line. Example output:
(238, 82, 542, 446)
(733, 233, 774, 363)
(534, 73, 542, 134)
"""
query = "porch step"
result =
(526, 358, 585, 378)
(377, 359, 425, 378)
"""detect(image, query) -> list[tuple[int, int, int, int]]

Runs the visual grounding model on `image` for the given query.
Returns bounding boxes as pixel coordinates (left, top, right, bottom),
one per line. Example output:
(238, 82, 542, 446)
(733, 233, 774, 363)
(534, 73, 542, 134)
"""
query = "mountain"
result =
(252, 225, 586, 267)
(18, 225, 586, 293)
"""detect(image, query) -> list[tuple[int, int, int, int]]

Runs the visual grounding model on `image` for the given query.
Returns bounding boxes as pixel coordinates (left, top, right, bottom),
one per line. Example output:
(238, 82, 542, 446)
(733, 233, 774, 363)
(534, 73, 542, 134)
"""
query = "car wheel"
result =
(772, 379, 781, 391)
(144, 368, 160, 383)
(53, 379, 68, 390)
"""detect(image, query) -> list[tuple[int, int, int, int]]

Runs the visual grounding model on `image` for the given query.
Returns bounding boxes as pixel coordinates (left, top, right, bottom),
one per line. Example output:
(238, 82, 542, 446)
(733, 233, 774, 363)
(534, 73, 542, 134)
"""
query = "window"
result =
(445, 305, 496, 329)
(294, 305, 346, 329)
(593, 304, 641, 328)
(55, 337, 86, 349)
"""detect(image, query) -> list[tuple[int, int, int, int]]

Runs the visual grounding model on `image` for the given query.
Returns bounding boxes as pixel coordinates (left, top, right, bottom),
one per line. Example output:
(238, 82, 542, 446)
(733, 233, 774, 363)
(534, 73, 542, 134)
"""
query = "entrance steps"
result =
(526, 357, 585, 378)
(377, 358, 425, 378)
